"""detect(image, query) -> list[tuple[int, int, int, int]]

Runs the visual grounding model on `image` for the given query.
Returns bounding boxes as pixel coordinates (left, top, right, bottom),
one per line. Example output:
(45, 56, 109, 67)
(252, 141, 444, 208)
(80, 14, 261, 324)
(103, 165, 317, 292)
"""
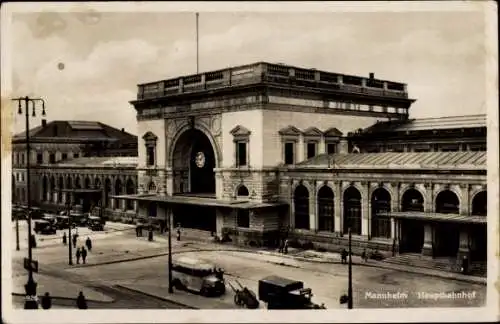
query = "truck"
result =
(258, 275, 326, 309)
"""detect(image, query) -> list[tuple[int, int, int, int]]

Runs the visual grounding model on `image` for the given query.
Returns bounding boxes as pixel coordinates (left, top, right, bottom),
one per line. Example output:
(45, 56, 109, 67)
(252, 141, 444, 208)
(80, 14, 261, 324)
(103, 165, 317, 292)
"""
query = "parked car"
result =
(88, 216, 104, 231)
(70, 213, 88, 227)
(34, 220, 57, 235)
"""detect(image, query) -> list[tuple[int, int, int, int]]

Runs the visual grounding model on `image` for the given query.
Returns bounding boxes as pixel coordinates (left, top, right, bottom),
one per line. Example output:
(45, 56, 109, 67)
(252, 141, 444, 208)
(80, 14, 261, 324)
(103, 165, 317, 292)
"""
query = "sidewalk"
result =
(11, 273, 114, 303)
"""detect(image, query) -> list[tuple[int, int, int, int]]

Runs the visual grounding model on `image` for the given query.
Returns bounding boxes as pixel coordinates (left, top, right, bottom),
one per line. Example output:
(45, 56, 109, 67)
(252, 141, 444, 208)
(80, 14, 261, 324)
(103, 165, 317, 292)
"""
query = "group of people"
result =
(341, 248, 369, 264)
(40, 291, 88, 309)
(62, 233, 93, 265)
(135, 223, 182, 241)
(278, 238, 289, 254)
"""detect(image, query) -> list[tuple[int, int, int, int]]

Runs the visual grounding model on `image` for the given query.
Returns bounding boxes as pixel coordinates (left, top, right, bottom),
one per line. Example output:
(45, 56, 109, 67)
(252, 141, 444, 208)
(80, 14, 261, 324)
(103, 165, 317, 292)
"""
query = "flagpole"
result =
(196, 12, 199, 74)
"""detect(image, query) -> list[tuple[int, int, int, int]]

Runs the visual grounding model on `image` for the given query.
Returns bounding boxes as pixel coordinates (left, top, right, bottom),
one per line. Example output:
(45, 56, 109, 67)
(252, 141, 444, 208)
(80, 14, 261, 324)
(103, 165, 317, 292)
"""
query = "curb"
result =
(11, 292, 114, 304)
(113, 285, 197, 309)
(64, 243, 486, 285)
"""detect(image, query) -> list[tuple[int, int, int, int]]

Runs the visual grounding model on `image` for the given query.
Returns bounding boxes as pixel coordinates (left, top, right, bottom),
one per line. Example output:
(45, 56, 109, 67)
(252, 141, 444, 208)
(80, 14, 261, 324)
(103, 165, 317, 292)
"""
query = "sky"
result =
(3, 2, 492, 136)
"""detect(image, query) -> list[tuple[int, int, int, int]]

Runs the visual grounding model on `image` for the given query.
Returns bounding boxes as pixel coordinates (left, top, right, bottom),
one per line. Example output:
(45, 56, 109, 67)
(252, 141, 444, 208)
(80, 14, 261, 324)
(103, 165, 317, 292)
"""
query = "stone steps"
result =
(385, 253, 487, 277)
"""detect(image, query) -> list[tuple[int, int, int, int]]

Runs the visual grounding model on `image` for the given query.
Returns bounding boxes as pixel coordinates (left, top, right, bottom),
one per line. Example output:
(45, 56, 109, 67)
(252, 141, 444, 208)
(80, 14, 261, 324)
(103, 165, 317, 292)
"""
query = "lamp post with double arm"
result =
(12, 96, 46, 309)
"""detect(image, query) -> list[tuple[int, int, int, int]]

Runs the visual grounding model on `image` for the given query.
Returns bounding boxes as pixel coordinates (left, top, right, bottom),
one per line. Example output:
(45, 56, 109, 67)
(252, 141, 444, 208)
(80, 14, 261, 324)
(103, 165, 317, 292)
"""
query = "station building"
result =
(113, 62, 487, 267)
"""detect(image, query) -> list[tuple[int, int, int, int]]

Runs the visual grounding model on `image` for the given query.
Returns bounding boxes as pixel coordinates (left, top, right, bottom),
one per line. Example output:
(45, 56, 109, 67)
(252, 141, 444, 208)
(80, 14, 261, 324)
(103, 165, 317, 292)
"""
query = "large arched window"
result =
(293, 184, 310, 230)
(435, 190, 459, 214)
(75, 176, 81, 189)
(42, 176, 48, 201)
(317, 185, 334, 232)
(343, 186, 362, 235)
(237, 185, 249, 197)
(58, 176, 64, 203)
(126, 179, 135, 210)
(84, 177, 91, 189)
(371, 188, 391, 238)
(471, 191, 487, 216)
(115, 179, 123, 209)
(401, 188, 424, 212)
(104, 178, 112, 208)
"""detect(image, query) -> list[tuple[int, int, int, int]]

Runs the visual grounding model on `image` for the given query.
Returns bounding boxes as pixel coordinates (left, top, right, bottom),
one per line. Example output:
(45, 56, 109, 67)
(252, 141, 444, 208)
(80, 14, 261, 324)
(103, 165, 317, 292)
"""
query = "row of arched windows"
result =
(293, 184, 487, 238)
(41, 175, 137, 210)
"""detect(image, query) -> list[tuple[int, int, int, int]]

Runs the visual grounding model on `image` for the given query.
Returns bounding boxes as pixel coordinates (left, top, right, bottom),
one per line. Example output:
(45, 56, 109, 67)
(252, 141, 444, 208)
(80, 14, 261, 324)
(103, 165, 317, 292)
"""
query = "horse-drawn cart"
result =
(227, 280, 259, 309)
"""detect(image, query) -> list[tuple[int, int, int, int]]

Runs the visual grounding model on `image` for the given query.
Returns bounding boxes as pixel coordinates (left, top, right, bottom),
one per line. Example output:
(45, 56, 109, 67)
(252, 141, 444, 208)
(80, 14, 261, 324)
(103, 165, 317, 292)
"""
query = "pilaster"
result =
(309, 182, 317, 231)
(361, 181, 370, 237)
(165, 168, 174, 196)
(334, 181, 342, 234)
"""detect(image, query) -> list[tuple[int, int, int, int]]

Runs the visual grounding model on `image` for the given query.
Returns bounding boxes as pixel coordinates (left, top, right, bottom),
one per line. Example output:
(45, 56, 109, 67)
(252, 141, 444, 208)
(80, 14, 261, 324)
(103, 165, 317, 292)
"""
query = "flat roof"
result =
(296, 151, 486, 170)
(111, 194, 287, 210)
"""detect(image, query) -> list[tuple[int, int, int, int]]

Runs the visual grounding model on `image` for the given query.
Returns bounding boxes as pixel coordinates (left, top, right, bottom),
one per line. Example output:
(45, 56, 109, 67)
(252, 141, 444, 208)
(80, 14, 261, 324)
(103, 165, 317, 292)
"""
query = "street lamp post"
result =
(12, 96, 46, 309)
(67, 198, 73, 265)
(167, 208, 173, 293)
(347, 227, 353, 309)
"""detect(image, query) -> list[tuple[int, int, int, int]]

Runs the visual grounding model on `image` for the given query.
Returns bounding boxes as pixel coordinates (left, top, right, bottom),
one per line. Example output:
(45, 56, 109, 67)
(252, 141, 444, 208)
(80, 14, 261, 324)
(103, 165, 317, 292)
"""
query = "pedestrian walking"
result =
(76, 247, 81, 264)
(62, 232, 67, 245)
(176, 227, 181, 241)
(283, 238, 289, 254)
(341, 249, 348, 264)
(278, 239, 284, 253)
(41, 292, 52, 309)
(85, 237, 92, 252)
(362, 249, 368, 262)
(76, 291, 88, 309)
(72, 234, 77, 248)
(81, 247, 87, 264)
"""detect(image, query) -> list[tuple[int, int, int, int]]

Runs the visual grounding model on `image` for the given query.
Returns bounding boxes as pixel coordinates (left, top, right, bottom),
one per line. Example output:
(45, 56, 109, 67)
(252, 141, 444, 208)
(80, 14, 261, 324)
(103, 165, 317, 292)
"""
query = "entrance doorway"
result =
(433, 223, 459, 257)
(172, 128, 216, 195)
(173, 204, 216, 232)
(470, 224, 487, 261)
(399, 219, 424, 253)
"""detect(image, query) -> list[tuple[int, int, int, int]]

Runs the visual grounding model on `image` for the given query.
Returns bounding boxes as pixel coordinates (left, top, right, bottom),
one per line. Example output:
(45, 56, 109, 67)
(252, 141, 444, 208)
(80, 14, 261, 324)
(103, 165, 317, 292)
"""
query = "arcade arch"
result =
(317, 185, 334, 232)
(471, 191, 487, 216)
(434, 190, 460, 257)
(237, 185, 249, 197)
(293, 184, 310, 230)
(125, 179, 135, 210)
(435, 190, 460, 214)
(371, 187, 391, 238)
(399, 188, 425, 253)
(343, 186, 361, 235)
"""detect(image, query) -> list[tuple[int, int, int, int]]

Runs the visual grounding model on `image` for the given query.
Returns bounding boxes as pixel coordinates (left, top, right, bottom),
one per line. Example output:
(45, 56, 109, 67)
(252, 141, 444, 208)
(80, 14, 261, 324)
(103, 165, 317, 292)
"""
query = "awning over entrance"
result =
(111, 193, 288, 210)
(384, 211, 487, 224)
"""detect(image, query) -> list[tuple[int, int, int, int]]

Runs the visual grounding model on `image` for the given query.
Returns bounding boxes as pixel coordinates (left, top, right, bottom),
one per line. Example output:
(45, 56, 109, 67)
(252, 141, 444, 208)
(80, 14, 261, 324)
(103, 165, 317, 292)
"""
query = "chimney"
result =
(41, 119, 47, 127)
(369, 73, 375, 79)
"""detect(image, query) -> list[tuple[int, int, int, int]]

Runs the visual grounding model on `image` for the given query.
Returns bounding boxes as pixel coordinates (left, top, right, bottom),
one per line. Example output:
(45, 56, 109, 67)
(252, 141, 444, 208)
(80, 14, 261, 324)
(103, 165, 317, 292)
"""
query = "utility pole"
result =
(168, 208, 173, 293)
(67, 198, 73, 265)
(12, 96, 46, 309)
(348, 227, 353, 309)
(196, 12, 199, 74)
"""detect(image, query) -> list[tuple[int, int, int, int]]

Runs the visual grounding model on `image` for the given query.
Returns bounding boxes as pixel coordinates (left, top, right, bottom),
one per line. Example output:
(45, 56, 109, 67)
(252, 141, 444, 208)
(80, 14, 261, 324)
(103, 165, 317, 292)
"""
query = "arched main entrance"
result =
(293, 185, 310, 230)
(371, 188, 391, 238)
(343, 186, 361, 235)
(171, 128, 218, 233)
(434, 190, 460, 257)
(172, 128, 216, 195)
(317, 186, 334, 232)
(399, 188, 425, 253)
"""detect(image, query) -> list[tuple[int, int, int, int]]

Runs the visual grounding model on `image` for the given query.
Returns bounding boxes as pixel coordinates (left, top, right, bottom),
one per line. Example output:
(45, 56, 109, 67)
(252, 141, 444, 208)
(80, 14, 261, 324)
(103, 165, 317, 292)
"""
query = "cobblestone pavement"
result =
(11, 223, 486, 309)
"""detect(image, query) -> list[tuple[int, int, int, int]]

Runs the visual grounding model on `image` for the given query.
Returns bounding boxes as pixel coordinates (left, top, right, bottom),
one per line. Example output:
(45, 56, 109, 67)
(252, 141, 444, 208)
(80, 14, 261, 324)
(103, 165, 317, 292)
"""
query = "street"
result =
(10, 220, 486, 309)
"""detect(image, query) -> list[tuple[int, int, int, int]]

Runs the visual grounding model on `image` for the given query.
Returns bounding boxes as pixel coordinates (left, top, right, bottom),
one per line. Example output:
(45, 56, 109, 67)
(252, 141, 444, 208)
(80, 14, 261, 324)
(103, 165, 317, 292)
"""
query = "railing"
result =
(136, 63, 409, 100)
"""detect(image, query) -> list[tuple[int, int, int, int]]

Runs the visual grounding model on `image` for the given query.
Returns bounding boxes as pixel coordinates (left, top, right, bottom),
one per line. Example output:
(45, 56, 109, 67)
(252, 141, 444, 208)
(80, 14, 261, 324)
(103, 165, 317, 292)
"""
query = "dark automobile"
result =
(88, 216, 104, 231)
(34, 220, 57, 235)
(55, 215, 75, 230)
(258, 275, 325, 309)
(70, 213, 88, 227)
(12, 206, 26, 221)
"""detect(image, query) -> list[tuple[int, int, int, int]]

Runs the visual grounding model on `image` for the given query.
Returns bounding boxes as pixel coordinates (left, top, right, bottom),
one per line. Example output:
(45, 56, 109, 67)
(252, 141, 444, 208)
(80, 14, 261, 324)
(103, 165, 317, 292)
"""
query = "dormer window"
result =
(230, 125, 251, 167)
(279, 126, 301, 165)
(323, 127, 342, 155)
(143, 131, 158, 167)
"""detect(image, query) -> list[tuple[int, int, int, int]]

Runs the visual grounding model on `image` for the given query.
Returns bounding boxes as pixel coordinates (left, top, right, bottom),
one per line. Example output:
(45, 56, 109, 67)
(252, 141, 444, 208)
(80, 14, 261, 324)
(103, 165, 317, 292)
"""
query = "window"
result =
(37, 153, 43, 164)
(146, 146, 155, 166)
(74, 153, 80, 159)
(237, 210, 250, 228)
(318, 186, 334, 232)
(236, 141, 247, 167)
(284, 142, 295, 165)
(21, 173, 24, 182)
(143, 131, 158, 167)
(21, 153, 25, 165)
(62, 153, 68, 160)
(306, 142, 317, 159)
(49, 153, 56, 164)
(326, 143, 336, 154)
(231, 125, 251, 167)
